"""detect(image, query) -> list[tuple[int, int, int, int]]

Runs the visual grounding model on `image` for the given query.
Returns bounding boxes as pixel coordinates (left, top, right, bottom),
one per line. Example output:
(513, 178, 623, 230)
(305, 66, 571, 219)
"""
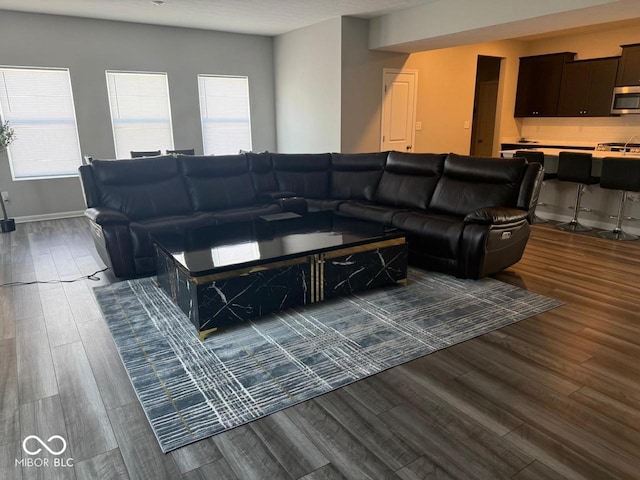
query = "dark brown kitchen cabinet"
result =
(557, 57, 618, 116)
(616, 44, 640, 86)
(514, 52, 575, 117)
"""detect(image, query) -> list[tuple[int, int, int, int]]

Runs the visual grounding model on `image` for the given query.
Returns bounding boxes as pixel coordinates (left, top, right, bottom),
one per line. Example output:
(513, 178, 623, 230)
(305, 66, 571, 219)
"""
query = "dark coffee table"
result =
(154, 211, 408, 340)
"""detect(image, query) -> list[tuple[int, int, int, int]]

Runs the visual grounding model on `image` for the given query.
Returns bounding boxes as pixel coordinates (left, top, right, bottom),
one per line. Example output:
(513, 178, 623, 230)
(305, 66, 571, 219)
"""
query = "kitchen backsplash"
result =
(510, 116, 640, 146)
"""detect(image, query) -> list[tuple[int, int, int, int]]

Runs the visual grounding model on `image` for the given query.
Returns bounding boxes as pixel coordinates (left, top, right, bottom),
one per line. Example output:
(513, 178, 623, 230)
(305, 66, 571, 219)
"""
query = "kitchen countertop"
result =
(501, 147, 640, 159)
(500, 139, 597, 150)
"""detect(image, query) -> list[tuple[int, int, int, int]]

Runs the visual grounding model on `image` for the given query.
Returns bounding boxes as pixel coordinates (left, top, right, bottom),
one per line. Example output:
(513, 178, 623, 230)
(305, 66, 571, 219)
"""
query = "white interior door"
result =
(381, 69, 417, 152)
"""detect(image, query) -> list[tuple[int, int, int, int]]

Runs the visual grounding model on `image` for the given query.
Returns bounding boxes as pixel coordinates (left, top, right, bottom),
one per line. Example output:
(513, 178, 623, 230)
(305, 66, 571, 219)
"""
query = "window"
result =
(0, 67, 82, 180)
(106, 71, 174, 159)
(198, 75, 252, 155)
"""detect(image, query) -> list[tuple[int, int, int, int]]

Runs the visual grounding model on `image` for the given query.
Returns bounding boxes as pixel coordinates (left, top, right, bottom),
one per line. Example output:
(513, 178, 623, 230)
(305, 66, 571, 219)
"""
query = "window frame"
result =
(105, 70, 175, 159)
(197, 74, 252, 156)
(0, 65, 83, 181)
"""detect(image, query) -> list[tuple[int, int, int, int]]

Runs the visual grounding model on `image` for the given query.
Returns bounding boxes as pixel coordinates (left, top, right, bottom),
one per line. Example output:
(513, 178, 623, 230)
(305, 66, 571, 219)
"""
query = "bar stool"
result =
(598, 157, 640, 240)
(556, 151, 599, 232)
(516, 150, 556, 223)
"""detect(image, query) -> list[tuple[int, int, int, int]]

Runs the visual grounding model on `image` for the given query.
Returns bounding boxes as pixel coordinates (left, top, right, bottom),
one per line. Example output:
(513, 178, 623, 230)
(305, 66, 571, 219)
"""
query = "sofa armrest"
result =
(85, 207, 130, 225)
(257, 191, 298, 200)
(459, 220, 530, 278)
(275, 197, 308, 215)
(464, 207, 529, 225)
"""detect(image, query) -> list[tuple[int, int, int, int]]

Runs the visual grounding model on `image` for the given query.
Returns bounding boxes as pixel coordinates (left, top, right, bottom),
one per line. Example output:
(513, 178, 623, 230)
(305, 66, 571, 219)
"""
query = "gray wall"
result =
(340, 17, 408, 153)
(274, 18, 342, 153)
(273, 17, 409, 154)
(0, 10, 276, 219)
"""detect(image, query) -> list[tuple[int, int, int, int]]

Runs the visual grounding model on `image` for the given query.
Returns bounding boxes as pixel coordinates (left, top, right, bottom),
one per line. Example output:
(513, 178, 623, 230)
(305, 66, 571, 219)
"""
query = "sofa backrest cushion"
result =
(330, 152, 387, 201)
(247, 152, 278, 193)
(429, 154, 527, 216)
(91, 156, 192, 220)
(374, 152, 446, 209)
(180, 155, 256, 211)
(517, 161, 544, 221)
(271, 153, 331, 199)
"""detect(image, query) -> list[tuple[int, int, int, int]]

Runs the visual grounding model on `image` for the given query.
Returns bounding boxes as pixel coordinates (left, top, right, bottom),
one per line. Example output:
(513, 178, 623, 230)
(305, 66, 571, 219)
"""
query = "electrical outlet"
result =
(1, 191, 8, 203)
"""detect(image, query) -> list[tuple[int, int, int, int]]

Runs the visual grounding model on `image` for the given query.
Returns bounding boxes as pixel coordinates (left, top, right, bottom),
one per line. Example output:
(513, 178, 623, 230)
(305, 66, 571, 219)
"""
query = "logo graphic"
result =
(16, 435, 73, 468)
(22, 435, 67, 456)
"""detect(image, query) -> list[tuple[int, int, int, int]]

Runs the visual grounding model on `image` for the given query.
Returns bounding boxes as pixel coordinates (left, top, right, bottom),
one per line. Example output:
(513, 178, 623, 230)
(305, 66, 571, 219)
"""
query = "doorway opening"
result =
(470, 56, 501, 156)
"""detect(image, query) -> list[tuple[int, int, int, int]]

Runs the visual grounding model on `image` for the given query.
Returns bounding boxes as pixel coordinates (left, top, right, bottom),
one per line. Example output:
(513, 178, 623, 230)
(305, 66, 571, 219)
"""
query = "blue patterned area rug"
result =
(93, 268, 561, 452)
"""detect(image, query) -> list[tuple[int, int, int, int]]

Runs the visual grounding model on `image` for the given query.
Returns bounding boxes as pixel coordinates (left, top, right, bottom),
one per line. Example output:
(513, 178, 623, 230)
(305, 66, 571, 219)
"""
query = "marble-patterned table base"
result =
(156, 238, 408, 340)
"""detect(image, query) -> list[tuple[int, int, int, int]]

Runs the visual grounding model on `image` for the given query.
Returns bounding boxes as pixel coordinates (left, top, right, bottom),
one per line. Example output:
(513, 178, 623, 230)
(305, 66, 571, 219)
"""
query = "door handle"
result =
(406, 145, 412, 151)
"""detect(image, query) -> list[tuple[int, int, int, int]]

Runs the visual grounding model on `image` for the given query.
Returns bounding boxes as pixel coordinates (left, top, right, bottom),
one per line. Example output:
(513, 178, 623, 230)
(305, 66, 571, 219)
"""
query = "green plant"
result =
(0, 120, 16, 152)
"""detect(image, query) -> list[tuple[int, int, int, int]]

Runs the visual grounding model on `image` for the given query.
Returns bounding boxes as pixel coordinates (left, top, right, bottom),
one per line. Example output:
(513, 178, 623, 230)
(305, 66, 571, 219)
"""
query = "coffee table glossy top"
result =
(152, 211, 403, 277)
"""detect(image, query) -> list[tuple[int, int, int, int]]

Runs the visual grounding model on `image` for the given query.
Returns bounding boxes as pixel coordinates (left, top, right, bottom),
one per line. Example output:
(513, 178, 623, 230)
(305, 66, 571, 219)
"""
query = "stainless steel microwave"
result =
(611, 86, 640, 114)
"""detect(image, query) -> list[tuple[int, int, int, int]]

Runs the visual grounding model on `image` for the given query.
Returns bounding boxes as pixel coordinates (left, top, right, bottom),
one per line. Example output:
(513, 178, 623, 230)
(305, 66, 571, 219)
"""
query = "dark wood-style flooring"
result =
(1, 217, 639, 479)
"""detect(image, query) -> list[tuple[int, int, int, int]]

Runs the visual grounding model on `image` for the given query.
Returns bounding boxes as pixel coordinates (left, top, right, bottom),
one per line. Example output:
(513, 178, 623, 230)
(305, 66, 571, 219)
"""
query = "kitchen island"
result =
(500, 147, 640, 235)
(501, 147, 640, 177)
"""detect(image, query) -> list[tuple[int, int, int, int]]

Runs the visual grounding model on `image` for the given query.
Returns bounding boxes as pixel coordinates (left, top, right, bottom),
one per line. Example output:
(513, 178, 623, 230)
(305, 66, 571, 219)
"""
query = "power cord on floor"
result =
(0, 267, 109, 288)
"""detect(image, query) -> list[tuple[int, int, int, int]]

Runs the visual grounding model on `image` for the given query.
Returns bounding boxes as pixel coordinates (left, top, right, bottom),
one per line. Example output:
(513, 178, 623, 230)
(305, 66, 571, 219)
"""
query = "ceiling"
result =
(3, 0, 640, 51)
(0, 0, 436, 36)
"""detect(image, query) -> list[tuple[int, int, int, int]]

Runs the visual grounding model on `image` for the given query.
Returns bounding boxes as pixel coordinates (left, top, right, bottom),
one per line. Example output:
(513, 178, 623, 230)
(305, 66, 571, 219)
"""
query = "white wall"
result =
(274, 18, 342, 153)
(0, 10, 276, 219)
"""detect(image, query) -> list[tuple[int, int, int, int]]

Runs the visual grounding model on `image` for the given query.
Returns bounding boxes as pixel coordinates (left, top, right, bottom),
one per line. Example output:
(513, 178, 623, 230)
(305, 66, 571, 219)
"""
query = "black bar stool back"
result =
(516, 150, 553, 223)
(515, 150, 556, 180)
(556, 151, 599, 232)
(598, 157, 640, 241)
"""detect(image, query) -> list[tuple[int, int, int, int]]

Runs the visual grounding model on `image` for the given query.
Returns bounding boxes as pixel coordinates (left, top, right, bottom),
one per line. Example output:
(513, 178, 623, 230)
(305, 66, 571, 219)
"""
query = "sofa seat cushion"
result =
(211, 204, 281, 224)
(338, 201, 405, 225)
(391, 211, 465, 260)
(129, 212, 217, 259)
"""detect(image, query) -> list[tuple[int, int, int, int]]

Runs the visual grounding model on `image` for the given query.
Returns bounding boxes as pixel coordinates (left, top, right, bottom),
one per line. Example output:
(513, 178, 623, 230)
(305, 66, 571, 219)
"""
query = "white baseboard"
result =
(14, 210, 85, 224)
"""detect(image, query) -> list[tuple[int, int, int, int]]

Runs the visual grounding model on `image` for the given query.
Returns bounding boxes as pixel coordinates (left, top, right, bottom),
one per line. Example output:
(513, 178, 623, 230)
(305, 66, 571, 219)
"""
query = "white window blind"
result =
(198, 75, 252, 155)
(106, 71, 174, 158)
(0, 67, 82, 180)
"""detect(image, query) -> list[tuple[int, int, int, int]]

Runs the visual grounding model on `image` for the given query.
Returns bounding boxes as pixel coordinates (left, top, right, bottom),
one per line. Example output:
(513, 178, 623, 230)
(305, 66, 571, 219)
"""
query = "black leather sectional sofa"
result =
(79, 151, 543, 279)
